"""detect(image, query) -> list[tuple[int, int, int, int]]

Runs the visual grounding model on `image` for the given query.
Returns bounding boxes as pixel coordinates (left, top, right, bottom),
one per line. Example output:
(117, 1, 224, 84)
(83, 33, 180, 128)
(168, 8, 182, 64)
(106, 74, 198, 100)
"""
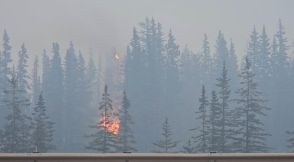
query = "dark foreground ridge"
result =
(0, 153, 294, 161)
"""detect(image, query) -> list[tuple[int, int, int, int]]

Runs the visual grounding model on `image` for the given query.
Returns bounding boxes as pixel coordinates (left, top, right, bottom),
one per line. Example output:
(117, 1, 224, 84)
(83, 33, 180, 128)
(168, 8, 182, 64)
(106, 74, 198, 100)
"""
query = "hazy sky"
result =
(0, 0, 293, 63)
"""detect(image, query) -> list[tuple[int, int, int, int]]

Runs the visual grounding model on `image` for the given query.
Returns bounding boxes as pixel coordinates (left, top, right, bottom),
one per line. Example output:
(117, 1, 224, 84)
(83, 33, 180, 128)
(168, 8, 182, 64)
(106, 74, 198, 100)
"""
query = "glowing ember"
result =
(99, 113, 120, 135)
(114, 53, 120, 60)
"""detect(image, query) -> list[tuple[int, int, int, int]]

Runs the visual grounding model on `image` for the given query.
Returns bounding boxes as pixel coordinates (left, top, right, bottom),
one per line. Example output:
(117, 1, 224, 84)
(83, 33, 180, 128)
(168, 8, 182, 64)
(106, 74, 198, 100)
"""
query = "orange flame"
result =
(99, 113, 120, 135)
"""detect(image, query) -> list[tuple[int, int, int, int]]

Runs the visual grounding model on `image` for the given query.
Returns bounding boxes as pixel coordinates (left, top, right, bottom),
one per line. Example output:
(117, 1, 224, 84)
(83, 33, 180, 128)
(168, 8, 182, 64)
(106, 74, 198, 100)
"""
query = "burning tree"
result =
(85, 85, 119, 152)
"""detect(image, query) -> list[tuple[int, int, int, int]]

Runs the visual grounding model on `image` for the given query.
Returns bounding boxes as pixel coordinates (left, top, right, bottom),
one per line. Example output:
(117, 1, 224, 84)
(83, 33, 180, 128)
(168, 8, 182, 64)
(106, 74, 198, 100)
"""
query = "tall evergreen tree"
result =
(257, 26, 272, 82)
(86, 85, 118, 152)
(0, 72, 32, 152)
(214, 31, 229, 75)
(86, 50, 98, 114)
(153, 118, 177, 153)
(77, 51, 92, 150)
(47, 42, 64, 151)
(191, 85, 209, 152)
(163, 30, 181, 116)
(227, 40, 240, 91)
(17, 44, 31, 116)
(63, 42, 80, 151)
(0, 30, 12, 126)
(235, 57, 270, 152)
(118, 91, 136, 152)
(270, 20, 290, 151)
(208, 91, 221, 152)
(32, 93, 54, 152)
(215, 62, 238, 152)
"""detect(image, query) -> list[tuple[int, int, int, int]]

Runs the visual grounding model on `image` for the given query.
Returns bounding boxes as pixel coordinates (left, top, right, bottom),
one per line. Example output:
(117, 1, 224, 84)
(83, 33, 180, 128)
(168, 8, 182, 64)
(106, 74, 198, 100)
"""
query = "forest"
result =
(0, 18, 293, 153)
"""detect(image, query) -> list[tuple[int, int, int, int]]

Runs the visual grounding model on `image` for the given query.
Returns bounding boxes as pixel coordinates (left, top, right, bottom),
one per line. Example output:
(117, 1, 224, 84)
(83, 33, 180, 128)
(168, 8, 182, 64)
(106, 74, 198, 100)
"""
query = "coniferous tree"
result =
(32, 93, 54, 152)
(153, 118, 177, 153)
(215, 62, 239, 152)
(192, 85, 209, 152)
(235, 57, 270, 152)
(86, 85, 118, 152)
(227, 40, 240, 91)
(77, 52, 89, 114)
(0, 30, 12, 125)
(214, 32, 239, 92)
(163, 30, 181, 116)
(208, 91, 221, 152)
(47, 42, 64, 150)
(63, 42, 80, 151)
(125, 18, 166, 151)
(118, 91, 136, 152)
(180, 46, 201, 122)
(257, 26, 272, 83)
(0, 72, 32, 152)
(77, 51, 93, 150)
(86, 50, 98, 115)
(270, 20, 290, 150)
(16, 44, 31, 117)
(214, 31, 229, 77)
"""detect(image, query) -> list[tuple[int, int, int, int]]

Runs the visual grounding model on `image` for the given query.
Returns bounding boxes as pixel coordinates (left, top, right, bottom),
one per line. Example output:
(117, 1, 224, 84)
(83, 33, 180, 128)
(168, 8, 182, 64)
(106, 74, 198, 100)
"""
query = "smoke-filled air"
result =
(0, 0, 294, 153)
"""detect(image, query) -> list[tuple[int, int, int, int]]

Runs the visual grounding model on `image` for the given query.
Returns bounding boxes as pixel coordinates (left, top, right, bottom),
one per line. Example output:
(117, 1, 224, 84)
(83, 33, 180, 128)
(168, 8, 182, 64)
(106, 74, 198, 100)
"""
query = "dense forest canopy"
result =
(0, 1, 294, 153)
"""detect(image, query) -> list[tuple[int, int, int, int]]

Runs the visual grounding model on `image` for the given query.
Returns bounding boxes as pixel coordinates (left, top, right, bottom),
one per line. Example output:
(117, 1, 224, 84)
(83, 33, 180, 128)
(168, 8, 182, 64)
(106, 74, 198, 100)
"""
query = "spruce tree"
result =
(0, 30, 12, 126)
(214, 31, 229, 78)
(215, 62, 238, 152)
(227, 40, 239, 91)
(86, 85, 118, 152)
(208, 91, 221, 152)
(86, 50, 99, 116)
(153, 118, 177, 153)
(0, 72, 32, 152)
(191, 85, 209, 152)
(258, 26, 272, 82)
(163, 30, 181, 116)
(63, 42, 80, 151)
(118, 91, 136, 152)
(47, 42, 64, 150)
(32, 93, 54, 152)
(235, 57, 270, 152)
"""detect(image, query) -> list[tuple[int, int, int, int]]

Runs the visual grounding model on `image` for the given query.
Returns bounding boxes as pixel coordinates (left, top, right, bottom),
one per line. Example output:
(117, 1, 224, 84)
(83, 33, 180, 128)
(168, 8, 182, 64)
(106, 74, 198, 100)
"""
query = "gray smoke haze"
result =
(0, 0, 294, 62)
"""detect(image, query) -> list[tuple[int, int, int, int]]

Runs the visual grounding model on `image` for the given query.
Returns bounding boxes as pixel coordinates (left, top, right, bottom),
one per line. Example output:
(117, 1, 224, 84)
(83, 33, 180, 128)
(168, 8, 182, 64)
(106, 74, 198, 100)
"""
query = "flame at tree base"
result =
(99, 114, 120, 135)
